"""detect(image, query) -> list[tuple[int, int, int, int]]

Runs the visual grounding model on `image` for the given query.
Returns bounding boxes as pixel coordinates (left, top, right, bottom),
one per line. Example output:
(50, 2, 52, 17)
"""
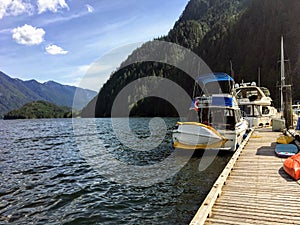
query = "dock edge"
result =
(190, 128, 254, 225)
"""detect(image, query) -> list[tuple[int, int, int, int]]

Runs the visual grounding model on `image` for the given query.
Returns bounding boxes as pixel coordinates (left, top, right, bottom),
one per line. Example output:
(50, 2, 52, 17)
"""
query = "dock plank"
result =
(190, 129, 300, 225)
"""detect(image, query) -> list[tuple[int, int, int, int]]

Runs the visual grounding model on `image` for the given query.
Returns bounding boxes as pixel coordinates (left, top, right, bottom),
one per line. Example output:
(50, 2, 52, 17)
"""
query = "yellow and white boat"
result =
(172, 122, 227, 149)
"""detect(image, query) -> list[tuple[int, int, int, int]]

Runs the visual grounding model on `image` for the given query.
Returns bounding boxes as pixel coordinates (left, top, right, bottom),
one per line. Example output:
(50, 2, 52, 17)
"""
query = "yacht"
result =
(172, 73, 248, 151)
(235, 82, 279, 128)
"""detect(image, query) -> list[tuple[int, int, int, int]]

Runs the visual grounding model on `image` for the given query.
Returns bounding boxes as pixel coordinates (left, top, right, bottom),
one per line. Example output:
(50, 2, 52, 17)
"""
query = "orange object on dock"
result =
(283, 154, 300, 180)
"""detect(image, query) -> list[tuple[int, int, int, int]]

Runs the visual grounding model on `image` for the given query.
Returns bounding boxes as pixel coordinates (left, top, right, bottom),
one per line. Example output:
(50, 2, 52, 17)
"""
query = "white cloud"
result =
(86, 4, 94, 13)
(45, 44, 68, 55)
(12, 24, 45, 45)
(0, 0, 33, 19)
(37, 0, 69, 14)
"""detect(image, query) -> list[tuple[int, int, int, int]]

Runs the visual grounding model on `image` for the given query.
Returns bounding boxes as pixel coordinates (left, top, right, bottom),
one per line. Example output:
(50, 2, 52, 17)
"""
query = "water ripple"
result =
(0, 118, 232, 224)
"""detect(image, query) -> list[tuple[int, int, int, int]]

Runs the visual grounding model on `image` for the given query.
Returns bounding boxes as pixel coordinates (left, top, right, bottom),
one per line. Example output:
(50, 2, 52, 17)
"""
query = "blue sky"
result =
(0, 0, 189, 91)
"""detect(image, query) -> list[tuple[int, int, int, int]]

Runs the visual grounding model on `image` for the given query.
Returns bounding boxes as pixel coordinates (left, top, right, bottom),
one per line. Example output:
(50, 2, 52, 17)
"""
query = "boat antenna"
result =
(230, 60, 234, 79)
(192, 79, 197, 98)
(228, 75, 233, 94)
(258, 67, 261, 87)
(280, 36, 285, 112)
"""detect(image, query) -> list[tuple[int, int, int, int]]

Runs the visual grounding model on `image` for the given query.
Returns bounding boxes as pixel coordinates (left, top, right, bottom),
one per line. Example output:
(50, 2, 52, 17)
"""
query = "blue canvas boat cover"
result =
(196, 73, 234, 85)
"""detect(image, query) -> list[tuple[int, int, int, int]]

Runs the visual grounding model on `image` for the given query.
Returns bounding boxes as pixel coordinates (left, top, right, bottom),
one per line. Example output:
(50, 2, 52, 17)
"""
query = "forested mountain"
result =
(0, 71, 97, 118)
(82, 0, 300, 117)
(3, 101, 73, 120)
(202, 0, 300, 105)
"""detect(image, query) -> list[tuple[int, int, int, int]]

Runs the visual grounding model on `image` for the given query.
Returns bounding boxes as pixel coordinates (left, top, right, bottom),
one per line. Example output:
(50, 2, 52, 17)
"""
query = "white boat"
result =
(292, 104, 300, 116)
(172, 73, 249, 151)
(172, 121, 227, 149)
(235, 83, 279, 128)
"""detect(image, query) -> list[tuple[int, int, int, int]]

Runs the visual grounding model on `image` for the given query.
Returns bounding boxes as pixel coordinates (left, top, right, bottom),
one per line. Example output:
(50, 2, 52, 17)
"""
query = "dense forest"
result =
(3, 101, 75, 120)
(82, 0, 300, 117)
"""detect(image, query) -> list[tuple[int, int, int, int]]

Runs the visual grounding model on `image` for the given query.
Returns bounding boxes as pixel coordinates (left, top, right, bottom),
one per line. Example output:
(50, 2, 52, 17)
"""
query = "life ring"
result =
(194, 99, 199, 111)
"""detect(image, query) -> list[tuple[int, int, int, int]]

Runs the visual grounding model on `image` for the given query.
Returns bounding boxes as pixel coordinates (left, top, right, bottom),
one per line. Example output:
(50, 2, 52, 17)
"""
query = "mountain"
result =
(3, 100, 73, 120)
(198, 0, 300, 106)
(0, 71, 97, 118)
(82, 0, 300, 117)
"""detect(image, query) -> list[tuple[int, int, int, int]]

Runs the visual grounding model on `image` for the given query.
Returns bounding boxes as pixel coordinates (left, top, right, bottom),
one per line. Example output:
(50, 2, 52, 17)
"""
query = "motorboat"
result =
(172, 73, 249, 151)
(173, 121, 227, 149)
(235, 82, 279, 128)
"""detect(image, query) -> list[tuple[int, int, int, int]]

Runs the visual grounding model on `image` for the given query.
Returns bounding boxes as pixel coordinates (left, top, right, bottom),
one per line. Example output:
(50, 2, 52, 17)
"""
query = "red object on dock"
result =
(283, 154, 300, 180)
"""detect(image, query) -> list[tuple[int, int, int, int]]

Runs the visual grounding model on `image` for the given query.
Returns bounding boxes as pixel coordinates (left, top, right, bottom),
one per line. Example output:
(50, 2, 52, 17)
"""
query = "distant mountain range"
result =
(0, 71, 97, 118)
(82, 0, 300, 117)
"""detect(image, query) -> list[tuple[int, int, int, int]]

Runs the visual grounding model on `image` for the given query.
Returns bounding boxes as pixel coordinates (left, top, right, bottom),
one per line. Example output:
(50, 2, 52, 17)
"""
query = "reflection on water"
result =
(0, 118, 232, 224)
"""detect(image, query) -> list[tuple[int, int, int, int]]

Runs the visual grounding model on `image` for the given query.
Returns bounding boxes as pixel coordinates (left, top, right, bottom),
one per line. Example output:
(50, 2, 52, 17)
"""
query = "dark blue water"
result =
(0, 118, 232, 224)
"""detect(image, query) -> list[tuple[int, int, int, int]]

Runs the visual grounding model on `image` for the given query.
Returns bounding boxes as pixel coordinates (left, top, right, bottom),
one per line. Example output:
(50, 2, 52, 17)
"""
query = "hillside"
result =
(0, 71, 97, 118)
(82, 0, 248, 117)
(3, 100, 73, 120)
(82, 0, 300, 117)
(198, 0, 300, 105)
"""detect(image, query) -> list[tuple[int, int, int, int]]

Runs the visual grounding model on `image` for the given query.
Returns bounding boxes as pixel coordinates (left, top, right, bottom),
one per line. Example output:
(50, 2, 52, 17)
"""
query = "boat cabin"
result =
(235, 83, 272, 106)
(187, 95, 242, 131)
(187, 107, 241, 131)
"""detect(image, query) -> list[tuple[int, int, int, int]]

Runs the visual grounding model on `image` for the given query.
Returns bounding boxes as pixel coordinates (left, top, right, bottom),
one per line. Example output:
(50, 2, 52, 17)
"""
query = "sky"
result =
(0, 0, 189, 91)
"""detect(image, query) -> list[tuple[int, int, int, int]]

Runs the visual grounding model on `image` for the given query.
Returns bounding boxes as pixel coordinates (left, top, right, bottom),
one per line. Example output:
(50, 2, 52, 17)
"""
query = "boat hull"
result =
(172, 120, 248, 151)
(172, 122, 226, 149)
(218, 120, 248, 151)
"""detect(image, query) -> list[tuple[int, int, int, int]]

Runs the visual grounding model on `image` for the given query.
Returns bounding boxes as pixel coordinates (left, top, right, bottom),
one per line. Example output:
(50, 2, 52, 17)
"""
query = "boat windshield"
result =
(239, 105, 261, 117)
(195, 73, 234, 95)
(186, 108, 236, 130)
(204, 81, 233, 95)
(260, 87, 271, 97)
(236, 88, 262, 101)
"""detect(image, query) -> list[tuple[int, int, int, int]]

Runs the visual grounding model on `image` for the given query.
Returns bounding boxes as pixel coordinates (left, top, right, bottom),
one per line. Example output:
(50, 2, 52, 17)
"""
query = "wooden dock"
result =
(191, 128, 300, 225)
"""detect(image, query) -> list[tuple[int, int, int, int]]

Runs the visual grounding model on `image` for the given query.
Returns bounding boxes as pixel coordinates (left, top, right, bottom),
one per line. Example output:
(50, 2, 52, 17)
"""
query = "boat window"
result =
(234, 110, 240, 123)
(226, 116, 236, 130)
(249, 94, 258, 101)
(262, 106, 270, 115)
(205, 108, 235, 130)
(239, 105, 251, 116)
(239, 105, 261, 117)
(253, 106, 261, 116)
(187, 107, 238, 130)
(261, 87, 271, 97)
(210, 109, 225, 124)
(236, 110, 241, 121)
(236, 89, 248, 99)
(236, 88, 262, 101)
(225, 109, 234, 116)
(199, 108, 210, 124)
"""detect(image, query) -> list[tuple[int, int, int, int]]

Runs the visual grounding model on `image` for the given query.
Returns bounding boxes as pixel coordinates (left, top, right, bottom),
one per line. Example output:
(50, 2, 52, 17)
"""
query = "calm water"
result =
(0, 118, 232, 224)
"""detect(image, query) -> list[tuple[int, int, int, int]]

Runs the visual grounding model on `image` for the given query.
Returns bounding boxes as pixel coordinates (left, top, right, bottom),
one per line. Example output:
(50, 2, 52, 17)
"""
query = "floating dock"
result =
(190, 128, 300, 225)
